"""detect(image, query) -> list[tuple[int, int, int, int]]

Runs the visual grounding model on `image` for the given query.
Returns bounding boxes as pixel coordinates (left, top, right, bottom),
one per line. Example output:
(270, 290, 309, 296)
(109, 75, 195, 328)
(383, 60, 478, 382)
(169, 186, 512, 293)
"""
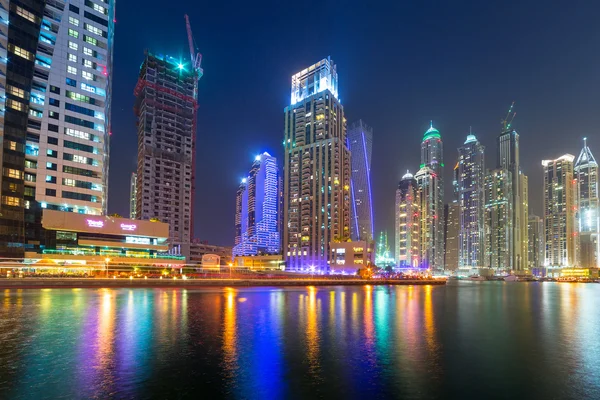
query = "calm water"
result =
(0, 283, 599, 399)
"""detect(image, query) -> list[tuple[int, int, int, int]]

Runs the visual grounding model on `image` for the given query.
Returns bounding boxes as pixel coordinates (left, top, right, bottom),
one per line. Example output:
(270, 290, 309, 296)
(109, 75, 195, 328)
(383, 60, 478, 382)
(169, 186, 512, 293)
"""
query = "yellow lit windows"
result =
(2, 196, 22, 207)
(68, 28, 79, 38)
(8, 141, 17, 151)
(8, 44, 33, 61)
(15, 6, 36, 23)
(4, 168, 23, 179)
(69, 16, 79, 26)
(7, 85, 25, 99)
(6, 99, 24, 111)
(63, 178, 75, 187)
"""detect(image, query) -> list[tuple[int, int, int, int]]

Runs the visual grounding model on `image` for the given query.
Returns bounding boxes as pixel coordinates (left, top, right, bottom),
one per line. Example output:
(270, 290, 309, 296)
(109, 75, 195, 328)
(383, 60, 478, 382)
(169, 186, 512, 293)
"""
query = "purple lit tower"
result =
(348, 120, 374, 243)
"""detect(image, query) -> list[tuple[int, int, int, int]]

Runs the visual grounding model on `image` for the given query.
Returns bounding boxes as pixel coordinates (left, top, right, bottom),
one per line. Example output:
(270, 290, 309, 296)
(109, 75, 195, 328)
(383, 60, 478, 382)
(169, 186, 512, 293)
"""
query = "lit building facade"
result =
(375, 231, 395, 267)
(347, 120, 374, 242)
(444, 202, 460, 271)
(484, 169, 513, 271)
(330, 240, 374, 274)
(419, 123, 444, 270)
(134, 52, 200, 243)
(395, 172, 420, 268)
(457, 134, 485, 269)
(129, 172, 137, 219)
(497, 117, 528, 271)
(0, 0, 115, 257)
(575, 138, 599, 268)
(528, 215, 544, 270)
(233, 152, 280, 256)
(283, 57, 351, 272)
(543, 154, 578, 267)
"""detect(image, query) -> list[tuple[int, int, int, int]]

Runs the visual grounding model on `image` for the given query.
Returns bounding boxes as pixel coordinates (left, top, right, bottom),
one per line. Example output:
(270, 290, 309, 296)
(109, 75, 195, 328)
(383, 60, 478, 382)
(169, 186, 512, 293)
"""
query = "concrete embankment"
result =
(0, 278, 446, 289)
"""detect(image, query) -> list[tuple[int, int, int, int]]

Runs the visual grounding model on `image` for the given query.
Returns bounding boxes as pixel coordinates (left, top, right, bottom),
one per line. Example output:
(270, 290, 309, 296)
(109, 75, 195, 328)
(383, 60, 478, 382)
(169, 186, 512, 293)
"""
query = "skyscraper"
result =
(444, 202, 460, 271)
(134, 51, 201, 243)
(457, 133, 485, 269)
(129, 173, 137, 219)
(0, 1, 115, 256)
(348, 120, 374, 242)
(418, 123, 444, 270)
(283, 57, 351, 271)
(543, 154, 578, 267)
(497, 104, 528, 271)
(233, 153, 280, 257)
(575, 138, 599, 268)
(528, 215, 544, 270)
(484, 169, 513, 271)
(395, 172, 420, 268)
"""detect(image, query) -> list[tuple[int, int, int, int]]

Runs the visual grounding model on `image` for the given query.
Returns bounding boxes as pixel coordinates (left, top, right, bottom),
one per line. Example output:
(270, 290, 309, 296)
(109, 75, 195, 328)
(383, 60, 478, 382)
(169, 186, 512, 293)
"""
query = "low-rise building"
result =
(22, 210, 184, 274)
(173, 241, 233, 266)
(233, 255, 284, 270)
(330, 241, 374, 275)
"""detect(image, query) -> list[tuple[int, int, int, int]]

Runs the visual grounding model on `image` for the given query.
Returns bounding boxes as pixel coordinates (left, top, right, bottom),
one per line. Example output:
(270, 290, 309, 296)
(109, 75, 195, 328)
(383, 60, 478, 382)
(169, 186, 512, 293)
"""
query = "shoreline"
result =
(0, 278, 446, 289)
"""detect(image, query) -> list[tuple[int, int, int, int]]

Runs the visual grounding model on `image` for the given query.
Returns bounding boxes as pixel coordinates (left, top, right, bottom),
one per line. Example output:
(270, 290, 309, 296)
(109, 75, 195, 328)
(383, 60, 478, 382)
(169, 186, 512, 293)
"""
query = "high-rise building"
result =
(134, 52, 201, 243)
(575, 138, 599, 268)
(283, 57, 351, 271)
(418, 123, 444, 270)
(444, 202, 460, 271)
(395, 172, 420, 268)
(497, 105, 528, 271)
(543, 154, 578, 267)
(484, 169, 513, 271)
(233, 152, 280, 257)
(0, 1, 115, 256)
(129, 173, 137, 219)
(348, 120, 374, 242)
(528, 215, 544, 270)
(457, 133, 485, 269)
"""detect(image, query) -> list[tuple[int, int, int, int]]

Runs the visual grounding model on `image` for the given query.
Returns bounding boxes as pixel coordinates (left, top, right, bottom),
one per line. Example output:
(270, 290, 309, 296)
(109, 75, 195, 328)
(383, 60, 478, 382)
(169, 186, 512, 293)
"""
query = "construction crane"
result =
(501, 101, 516, 132)
(184, 14, 203, 90)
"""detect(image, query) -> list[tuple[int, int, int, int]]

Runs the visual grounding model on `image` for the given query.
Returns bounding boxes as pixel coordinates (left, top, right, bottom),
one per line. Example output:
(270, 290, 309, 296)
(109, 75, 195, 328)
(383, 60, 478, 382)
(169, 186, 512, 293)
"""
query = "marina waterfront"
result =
(1, 282, 599, 399)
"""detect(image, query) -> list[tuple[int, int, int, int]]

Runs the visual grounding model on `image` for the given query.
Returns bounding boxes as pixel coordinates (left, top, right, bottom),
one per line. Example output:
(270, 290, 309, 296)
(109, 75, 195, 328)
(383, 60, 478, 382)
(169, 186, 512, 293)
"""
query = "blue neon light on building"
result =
(347, 120, 374, 242)
(233, 153, 280, 256)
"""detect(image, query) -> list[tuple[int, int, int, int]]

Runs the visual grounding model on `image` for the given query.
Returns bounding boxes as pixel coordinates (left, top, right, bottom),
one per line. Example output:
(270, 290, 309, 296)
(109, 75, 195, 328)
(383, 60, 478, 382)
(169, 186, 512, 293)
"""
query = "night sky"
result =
(109, 0, 600, 247)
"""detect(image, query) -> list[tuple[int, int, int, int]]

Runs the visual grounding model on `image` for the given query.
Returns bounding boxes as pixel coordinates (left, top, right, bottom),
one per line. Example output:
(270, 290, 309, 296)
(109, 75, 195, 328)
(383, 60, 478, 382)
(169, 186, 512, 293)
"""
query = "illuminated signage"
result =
(126, 236, 151, 245)
(86, 219, 104, 228)
(120, 223, 136, 231)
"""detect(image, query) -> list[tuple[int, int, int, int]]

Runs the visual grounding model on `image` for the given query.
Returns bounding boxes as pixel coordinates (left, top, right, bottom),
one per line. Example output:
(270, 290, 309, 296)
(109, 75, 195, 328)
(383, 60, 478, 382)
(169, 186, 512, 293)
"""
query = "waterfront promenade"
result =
(0, 278, 445, 289)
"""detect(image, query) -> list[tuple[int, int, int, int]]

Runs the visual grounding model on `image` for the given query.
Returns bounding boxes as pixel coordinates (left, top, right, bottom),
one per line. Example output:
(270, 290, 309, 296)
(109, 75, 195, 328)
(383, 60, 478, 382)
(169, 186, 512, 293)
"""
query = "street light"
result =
(104, 257, 111, 278)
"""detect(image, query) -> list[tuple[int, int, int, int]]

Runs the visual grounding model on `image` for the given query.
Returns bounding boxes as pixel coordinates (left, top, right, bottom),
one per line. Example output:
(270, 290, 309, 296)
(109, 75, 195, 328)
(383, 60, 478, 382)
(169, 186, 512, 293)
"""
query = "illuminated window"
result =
(68, 28, 79, 38)
(6, 99, 24, 111)
(93, 3, 107, 15)
(68, 53, 77, 63)
(8, 141, 17, 151)
(2, 196, 21, 207)
(16, 6, 36, 23)
(65, 128, 91, 141)
(73, 155, 88, 164)
(4, 168, 23, 179)
(69, 16, 79, 26)
(7, 85, 25, 99)
(82, 71, 93, 80)
(83, 59, 93, 68)
(84, 23, 103, 36)
(9, 44, 33, 61)
(84, 35, 97, 46)
(67, 66, 77, 75)
(68, 41, 78, 50)
(83, 47, 93, 57)
(63, 178, 75, 186)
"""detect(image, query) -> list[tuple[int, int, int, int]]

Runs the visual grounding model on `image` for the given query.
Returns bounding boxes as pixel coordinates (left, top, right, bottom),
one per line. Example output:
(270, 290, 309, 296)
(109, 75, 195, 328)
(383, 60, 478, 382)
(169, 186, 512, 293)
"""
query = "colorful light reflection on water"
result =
(0, 283, 599, 399)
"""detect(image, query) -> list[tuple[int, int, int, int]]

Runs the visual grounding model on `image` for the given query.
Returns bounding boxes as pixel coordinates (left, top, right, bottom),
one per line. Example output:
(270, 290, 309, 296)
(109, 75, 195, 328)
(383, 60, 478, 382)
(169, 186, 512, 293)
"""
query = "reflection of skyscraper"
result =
(444, 202, 460, 271)
(418, 123, 444, 270)
(497, 104, 528, 271)
(348, 120, 374, 242)
(233, 153, 280, 256)
(395, 172, 420, 268)
(543, 154, 578, 267)
(484, 169, 513, 271)
(130, 173, 137, 219)
(528, 215, 544, 270)
(575, 138, 599, 268)
(457, 133, 485, 269)
(283, 57, 351, 271)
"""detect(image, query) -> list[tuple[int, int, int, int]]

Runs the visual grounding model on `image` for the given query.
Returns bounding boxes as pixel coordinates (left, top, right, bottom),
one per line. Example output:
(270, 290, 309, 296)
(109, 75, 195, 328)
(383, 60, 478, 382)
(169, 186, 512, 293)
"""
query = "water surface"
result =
(0, 282, 599, 399)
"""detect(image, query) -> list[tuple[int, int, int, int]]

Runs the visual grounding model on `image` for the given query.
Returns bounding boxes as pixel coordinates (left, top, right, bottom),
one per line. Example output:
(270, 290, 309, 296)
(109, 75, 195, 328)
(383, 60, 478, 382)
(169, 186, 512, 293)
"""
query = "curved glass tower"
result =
(575, 138, 599, 268)
(348, 120, 374, 242)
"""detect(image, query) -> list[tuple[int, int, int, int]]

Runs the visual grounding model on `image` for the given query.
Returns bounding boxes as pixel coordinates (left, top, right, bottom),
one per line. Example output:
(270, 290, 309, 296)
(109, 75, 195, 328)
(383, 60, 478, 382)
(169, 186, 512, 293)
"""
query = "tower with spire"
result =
(417, 121, 445, 271)
(575, 137, 599, 268)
